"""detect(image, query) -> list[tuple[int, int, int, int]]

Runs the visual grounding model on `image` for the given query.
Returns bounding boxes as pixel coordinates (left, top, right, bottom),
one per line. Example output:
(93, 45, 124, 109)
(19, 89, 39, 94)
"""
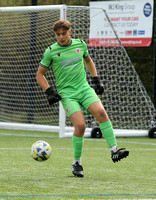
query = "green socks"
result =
(72, 135, 84, 160)
(100, 120, 117, 148)
(72, 121, 116, 160)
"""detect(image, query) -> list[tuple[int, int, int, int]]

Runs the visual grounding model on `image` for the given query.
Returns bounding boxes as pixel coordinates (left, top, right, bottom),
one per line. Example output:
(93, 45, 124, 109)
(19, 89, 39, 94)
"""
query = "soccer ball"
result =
(31, 140, 52, 162)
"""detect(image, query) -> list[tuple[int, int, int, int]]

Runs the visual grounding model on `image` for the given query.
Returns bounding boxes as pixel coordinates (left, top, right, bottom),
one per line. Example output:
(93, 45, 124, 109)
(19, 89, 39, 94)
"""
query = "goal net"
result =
(0, 5, 154, 137)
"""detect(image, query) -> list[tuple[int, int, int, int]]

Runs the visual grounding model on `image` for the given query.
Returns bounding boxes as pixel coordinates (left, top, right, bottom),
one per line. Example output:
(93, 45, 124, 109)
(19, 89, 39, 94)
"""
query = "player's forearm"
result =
(84, 56, 98, 77)
(87, 62, 98, 77)
(36, 73, 50, 91)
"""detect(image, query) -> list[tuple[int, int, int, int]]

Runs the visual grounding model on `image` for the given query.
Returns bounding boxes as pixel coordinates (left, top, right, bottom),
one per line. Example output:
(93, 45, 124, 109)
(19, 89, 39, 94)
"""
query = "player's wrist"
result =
(92, 76, 104, 95)
(45, 86, 55, 95)
(92, 76, 100, 84)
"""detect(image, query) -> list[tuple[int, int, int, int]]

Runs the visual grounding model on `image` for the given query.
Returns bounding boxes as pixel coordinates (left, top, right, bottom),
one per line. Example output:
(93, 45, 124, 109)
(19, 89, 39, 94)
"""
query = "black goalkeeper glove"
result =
(92, 76, 104, 95)
(45, 86, 62, 105)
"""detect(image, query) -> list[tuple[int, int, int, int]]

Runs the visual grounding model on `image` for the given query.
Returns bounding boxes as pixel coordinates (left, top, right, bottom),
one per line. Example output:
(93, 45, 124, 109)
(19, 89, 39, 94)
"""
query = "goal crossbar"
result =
(0, 5, 66, 12)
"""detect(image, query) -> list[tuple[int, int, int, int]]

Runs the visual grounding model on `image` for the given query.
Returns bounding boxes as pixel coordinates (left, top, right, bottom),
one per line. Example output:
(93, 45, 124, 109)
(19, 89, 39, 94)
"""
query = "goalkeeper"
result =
(36, 19, 129, 178)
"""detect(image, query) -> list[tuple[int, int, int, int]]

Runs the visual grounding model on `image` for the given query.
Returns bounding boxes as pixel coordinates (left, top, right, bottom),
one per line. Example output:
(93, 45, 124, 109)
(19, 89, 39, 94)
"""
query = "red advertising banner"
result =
(89, 38, 152, 47)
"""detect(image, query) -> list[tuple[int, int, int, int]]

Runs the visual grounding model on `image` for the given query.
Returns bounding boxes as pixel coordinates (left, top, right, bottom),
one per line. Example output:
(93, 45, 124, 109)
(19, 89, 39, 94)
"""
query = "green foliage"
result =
(0, 129, 156, 199)
(0, 0, 31, 6)
(0, 0, 89, 6)
(126, 43, 154, 100)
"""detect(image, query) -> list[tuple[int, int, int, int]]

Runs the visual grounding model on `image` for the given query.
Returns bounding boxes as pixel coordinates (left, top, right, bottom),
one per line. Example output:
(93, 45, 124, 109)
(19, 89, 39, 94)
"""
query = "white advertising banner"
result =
(89, 0, 154, 47)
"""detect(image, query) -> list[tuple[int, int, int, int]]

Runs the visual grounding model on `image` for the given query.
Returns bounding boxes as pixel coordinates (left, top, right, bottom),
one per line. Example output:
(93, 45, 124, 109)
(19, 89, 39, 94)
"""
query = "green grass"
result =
(0, 129, 156, 200)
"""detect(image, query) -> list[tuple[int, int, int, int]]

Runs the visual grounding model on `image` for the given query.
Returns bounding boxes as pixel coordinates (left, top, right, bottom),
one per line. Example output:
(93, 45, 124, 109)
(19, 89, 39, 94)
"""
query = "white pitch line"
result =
(0, 147, 155, 151)
(85, 138, 156, 146)
(0, 148, 30, 150)
(0, 132, 56, 138)
(117, 140, 156, 146)
(0, 132, 156, 146)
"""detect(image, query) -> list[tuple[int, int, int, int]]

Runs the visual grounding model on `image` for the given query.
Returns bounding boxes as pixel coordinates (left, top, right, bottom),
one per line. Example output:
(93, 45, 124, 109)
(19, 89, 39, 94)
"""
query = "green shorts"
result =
(60, 86, 100, 117)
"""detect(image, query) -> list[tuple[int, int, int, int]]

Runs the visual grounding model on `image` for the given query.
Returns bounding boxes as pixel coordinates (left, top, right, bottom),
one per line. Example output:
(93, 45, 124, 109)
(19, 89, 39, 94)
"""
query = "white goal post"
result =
(0, 5, 154, 137)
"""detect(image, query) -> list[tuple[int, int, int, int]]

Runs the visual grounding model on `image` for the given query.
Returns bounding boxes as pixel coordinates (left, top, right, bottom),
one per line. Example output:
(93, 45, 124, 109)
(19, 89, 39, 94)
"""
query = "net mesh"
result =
(0, 6, 154, 130)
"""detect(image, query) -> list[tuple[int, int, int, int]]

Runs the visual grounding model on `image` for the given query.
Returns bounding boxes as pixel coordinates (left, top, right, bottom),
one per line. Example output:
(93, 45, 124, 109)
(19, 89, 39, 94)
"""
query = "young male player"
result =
(36, 19, 129, 178)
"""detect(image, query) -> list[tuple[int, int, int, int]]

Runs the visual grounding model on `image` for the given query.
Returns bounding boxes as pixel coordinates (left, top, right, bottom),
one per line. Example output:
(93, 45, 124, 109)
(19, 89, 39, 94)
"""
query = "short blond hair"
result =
(53, 20, 71, 32)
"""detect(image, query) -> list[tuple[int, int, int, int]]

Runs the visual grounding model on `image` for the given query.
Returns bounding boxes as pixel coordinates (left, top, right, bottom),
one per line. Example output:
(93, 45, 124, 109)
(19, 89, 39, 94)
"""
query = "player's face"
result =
(55, 28, 71, 46)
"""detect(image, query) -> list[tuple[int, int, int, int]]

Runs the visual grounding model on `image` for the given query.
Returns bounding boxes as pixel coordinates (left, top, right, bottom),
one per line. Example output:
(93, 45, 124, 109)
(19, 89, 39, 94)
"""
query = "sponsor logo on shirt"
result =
(60, 56, 81, 68)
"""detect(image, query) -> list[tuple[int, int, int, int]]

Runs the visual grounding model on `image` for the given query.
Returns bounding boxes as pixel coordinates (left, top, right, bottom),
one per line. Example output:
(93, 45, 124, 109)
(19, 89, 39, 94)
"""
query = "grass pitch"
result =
(0, 129, 156, 200)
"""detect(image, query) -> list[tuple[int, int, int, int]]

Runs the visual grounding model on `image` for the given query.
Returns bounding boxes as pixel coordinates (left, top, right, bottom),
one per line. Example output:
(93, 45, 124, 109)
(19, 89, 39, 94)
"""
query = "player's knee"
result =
(97, 108, 104, 117)
(78, 123, 86, 133)
(75, 123, 86, 136)
(97, 108, 109, 122)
